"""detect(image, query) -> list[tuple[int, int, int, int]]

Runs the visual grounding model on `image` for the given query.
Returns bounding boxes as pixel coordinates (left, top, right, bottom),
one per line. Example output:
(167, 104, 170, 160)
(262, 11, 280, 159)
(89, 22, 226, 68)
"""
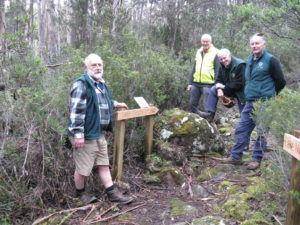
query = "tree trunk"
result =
(47, 1, 59, 61)
(28, 0, 34, 45)
(110, 0, 122, 36)
(70, 0, 89, 48)
(0, 0, 5, 53)
(38, 0, 47, 60)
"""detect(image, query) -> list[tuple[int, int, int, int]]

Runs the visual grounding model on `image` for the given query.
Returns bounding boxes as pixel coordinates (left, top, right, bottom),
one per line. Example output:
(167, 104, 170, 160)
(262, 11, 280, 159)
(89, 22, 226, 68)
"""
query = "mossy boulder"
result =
(144, 159, 184, 186)
(154, 109, 225, 160)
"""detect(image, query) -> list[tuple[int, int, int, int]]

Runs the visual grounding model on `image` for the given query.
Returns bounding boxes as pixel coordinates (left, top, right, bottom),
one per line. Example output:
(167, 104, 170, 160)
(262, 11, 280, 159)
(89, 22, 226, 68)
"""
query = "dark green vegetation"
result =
(0, 0, 299, 224)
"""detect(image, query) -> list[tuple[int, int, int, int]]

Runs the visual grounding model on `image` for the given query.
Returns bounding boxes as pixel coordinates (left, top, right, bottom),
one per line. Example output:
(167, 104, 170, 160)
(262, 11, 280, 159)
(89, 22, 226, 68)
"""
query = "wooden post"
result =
(112, 120, 125, 181)
(145, 115, 154, 157)
(112, 107, 159, 181)
(286, 130, 300, 225)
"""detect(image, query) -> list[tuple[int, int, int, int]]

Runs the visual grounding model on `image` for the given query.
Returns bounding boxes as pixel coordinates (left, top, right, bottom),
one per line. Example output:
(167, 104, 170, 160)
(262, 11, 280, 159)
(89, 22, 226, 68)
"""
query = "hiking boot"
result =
(221, 157, 243, 165)
(246, 161, 260, 170)
(198, 111, 215, 122)
(78, 193, 98, 205)
(107, 188, 134, 204)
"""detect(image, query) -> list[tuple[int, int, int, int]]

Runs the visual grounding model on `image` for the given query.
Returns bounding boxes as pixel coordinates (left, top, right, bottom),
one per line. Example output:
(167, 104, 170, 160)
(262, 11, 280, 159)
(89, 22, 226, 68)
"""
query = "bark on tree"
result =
(28, 0, 34, 45)
(38, 0, 47, 60)
(47, 1, 59, 60)
(0, 0, 5, 52)
(70, 0, 88, 48)
(110, 0, 122, 36)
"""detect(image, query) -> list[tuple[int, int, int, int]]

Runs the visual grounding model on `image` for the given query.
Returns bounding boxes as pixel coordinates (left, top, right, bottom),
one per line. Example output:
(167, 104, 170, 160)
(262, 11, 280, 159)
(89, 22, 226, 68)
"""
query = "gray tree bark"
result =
(38, 0, 47, 60)
(0, 0, 5, 52)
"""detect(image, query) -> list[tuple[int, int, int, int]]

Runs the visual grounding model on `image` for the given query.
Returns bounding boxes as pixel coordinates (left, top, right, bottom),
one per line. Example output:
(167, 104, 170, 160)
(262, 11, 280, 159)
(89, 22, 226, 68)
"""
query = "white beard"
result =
(88, 70, 103, 81)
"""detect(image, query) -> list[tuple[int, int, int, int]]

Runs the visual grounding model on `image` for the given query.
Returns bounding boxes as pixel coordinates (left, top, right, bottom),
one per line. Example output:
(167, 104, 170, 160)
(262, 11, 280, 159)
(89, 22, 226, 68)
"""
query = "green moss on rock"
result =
(197, 168, 218, 182)
(221, 122, 231, 127)
(171, 198, 197, 217)
(218, 181, 234, 192)
(143, 174, 161, 184)
(223, 193, 250, 220)
(192, 216, 225, 225)
(219, 127, 229, 133)
(241, 212, 272, 225)
(145, 153, 164, 173)
(157, 167, 184, 185)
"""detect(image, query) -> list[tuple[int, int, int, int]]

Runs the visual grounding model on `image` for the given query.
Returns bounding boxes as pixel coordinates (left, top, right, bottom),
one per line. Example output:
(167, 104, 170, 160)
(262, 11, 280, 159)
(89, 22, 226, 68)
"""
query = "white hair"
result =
(201, 34, 212, 42)
(250, 33, 266, 44)
(84, 53, 102, 67)
(218, 48, 231, 57)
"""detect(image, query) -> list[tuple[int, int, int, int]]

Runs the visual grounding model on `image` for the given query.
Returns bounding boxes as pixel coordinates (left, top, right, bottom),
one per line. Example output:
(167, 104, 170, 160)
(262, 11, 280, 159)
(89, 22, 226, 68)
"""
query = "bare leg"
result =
(74, 171, 85, 189)
(98, 165, 113, 188)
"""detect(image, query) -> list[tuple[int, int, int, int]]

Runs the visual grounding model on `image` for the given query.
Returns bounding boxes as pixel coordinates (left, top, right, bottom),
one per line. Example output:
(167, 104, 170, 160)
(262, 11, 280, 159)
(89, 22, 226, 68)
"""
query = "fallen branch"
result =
(190, 154, 223, 161)
(272, 215, 283, 225)
(96, 203, 119, 218)
(108, 221, 140, 225)
(87, 202, 147, 224)
(83, 204, 97, 221)
(32, 203, 101, 225)
(45, 62, 71, 68)
(22, 124, 34, 178)
(130, 180, 151, 192)
(187, 175, 193, 198)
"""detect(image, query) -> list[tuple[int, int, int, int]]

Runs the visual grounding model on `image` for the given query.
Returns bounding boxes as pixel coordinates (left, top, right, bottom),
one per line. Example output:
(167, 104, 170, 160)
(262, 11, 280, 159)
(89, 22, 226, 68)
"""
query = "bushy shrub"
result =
(253, 87, 300, 142)
(252, 87, 300, 218)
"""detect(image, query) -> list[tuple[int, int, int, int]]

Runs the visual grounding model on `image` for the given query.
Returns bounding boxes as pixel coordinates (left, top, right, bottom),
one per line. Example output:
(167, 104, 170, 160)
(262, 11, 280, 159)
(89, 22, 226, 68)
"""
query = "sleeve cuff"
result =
(74, 133, 84, 138)
(113, 100, 119, 107)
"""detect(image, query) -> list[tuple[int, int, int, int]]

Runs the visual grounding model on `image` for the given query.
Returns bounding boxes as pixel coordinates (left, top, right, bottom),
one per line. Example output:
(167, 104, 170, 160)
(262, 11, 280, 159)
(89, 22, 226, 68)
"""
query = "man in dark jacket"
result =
(68, 53, 134, 204)
(222, 33, 286, 170)
(199, 48, 245, 122)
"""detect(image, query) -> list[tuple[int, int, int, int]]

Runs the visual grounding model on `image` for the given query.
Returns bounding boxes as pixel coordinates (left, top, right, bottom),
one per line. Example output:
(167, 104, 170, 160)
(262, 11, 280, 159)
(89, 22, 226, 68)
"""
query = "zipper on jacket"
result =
(199, 52, 204, 82)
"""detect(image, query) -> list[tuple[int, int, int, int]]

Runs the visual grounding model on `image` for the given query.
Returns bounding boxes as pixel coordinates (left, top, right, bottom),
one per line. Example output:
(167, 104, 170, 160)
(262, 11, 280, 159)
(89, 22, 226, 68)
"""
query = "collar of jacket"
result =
(85, 71, 106, 84)
(252, 49, 266, 61)
(199, 44, 215, 53)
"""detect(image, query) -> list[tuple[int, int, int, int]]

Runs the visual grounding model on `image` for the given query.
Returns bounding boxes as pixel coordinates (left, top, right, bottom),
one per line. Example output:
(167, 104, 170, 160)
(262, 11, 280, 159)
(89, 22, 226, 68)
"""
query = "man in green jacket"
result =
(68, 53, 134, 204)
(222, 33, 286, 170)
(199, 48, 245, 122)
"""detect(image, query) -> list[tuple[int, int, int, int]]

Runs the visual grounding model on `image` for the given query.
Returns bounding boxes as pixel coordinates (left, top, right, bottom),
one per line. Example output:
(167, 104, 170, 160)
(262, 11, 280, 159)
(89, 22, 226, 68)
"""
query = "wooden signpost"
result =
(283, 130, 300, 225)
(112, 106, 159, 181)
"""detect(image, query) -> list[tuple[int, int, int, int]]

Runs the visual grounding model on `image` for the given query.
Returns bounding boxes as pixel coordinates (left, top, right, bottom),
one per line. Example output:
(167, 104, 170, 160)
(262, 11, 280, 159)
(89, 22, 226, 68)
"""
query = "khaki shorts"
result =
(71, 136, 109, 176)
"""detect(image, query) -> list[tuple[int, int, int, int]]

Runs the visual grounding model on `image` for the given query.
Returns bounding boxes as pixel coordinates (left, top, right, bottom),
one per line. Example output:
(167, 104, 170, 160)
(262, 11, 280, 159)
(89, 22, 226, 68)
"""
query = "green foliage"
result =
(253, 88, 300, 142)
(0, 215, 11, 225)
(89, 31, 190, 110)
(216, 0, 300, 76)
(290, 190, 300, 205)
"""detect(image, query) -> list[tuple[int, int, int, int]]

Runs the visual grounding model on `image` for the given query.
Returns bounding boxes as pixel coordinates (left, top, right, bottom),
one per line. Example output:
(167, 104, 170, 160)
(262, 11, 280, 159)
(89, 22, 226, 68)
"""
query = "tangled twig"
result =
(32, 202, 101, 225)
(86, 202, 147, 224)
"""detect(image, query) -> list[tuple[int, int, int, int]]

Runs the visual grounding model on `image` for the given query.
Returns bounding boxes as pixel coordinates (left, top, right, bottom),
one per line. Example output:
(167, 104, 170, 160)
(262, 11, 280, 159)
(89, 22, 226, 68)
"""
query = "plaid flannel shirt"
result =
(68, 74, 117, 138)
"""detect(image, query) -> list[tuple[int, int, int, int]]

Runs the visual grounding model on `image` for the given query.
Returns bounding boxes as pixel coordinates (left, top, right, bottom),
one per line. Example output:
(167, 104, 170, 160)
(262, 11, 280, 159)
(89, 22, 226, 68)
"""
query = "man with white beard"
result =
(68, 53, 134, 204)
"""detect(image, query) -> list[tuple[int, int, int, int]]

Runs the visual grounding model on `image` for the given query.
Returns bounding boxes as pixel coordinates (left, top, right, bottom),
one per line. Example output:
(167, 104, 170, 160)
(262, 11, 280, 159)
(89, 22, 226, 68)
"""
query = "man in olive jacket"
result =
(199, 48, 245, 122)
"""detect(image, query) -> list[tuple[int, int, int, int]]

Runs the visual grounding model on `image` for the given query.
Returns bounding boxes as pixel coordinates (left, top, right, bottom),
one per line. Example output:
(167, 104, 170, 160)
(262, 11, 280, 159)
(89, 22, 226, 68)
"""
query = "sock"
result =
(76, 187, 85, 196)
(105, 184, 115, 193)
